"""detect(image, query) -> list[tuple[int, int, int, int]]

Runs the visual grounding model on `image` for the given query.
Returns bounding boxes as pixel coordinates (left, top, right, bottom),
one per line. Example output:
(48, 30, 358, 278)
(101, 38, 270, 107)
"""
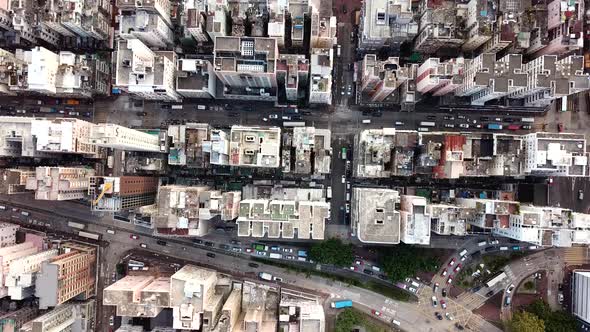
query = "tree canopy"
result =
(308, 238, 354, 267)
(380, 244, 439, 282)
(334, 308, 363, 332)
(525, 300, 578, 332)
(509, 311, 545, 332)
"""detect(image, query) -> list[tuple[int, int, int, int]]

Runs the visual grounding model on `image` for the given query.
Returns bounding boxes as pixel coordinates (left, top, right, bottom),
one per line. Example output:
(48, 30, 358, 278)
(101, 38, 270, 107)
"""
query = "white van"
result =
(392, 319, 401, 326)
(362, 119, 371, 124)
(411, 280, 420, 288)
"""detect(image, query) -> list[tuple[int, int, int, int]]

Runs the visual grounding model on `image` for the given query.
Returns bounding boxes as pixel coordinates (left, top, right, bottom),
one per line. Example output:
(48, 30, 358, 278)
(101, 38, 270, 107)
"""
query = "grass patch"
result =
(335, 308, 393, 332)
(252, 257, 412, 302)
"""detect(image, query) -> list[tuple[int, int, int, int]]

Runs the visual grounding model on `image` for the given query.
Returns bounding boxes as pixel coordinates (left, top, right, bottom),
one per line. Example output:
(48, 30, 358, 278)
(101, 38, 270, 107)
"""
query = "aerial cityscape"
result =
(0, 0, 590, 330)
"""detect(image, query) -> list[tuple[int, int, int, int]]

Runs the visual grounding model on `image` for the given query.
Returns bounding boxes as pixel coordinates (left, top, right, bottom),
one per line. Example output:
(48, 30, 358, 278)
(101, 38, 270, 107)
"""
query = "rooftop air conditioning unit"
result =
(244, 149, 255, 155)
(245, 135, 255, 142)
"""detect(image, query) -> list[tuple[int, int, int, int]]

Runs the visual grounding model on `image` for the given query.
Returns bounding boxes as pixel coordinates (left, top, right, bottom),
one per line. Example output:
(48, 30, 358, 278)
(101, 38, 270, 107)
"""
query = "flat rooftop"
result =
(352, 188, 400, 244)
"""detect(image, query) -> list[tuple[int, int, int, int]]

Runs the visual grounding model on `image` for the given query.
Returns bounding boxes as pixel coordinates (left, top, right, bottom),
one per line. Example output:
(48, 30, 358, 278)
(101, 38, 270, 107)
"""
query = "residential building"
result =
(527, 0, 583, 57)
(0, 242, 39, 298)
(428, 204, 467, 236)
(169, 265, 218, 329)
(509, 55, 590, 107)
(309, 13, 337, 49)
(0, 169, 35, 194)
(213, 36, 278, 100)
(6, 249, 59, 300)
(13, 47, 59, 95)
(25, 167, 95, 201)
(416, 57, 464, 96)
(37, 0, 111, 40)
(9, 0, 40, 46)
(103, 275, 170, 317)
(117, 0, 171, 25)
(0, 223, 19, 248)
(176, 59, 216, 98)
(279, 289, 325, 332)
(35, 242, 96, 309)
(229, 126, 281, 168)
(573, 270, 590, 325)
(146, 185, 240, 236)
(0, 117, 96, 157)
(360, 55, 412, 102)
(351, 188, 400, 244)
(399, 195, 431, 245)
(522, 132, 588, 177)
(115, 39, 180, 101)
(90, 123, 162, 152)
(289, 0, 308, 47)
(282, 127, 331, 175)
(309, 48, 333, 104)
(19, 300, 96, 332)
(353, 128, 417, 177)
(276, 54, 309, 103)
(182, 0, 228, 42)
(456, 198, 519, 231)
(268, 0, 286, 46)
(0, 305, 39, 332)
(0, 49, 27, 95)
(168, 123, 208, 167)
(358, 0, 417, 50)
(55, 52, 111, 98)
(414, 0, 464, 53)
(493, 205, 590, 247)
(461, 0, 495, 51)
(89, 176, 159, 212)
(455, 53, 528, 105)
(119, 11, 174, 48)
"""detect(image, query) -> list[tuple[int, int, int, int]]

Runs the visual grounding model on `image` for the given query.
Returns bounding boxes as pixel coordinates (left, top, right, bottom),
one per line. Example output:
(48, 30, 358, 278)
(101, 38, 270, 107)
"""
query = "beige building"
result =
(229, 126, 281, 168)
(91, 124, 162, 152)
(103, 275, 170, 317)
(6, 249, 58, 300)
(26, 167, 95, 201)
(351, 188, 400, 244)
(89, 176, 159, 212)
(0, 223, 19, 248)
(0, 242, 39, 298)
(399, 195, 431, 245)
(19, 300, 96, 332)
(0, 169, 35, 195)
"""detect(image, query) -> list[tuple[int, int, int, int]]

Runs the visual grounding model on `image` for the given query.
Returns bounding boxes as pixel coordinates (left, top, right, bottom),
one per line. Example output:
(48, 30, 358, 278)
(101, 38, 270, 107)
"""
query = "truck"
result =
(298, 250, 308, 257)
(459, 249, 468, 257)
(78, 231, 101, 241)
(326, 187, 332, 199)
(330, 300, 353, 309)
(68, 221, 85, 229)
(254, 244, 268, 251)
(488, 123, 503, 130)
(269, 253, 282, 259)
(258, 272, 273, 281)
(478, 241, 487, 247)
(419, 121, 436, 127)
(485, 272, 507, 288)
(171, 104, 183, 109)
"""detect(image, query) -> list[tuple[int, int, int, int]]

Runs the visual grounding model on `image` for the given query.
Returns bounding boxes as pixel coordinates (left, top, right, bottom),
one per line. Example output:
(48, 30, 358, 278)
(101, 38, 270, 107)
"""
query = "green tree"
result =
(509, 311, 545, 332)
(308, 238, 354, 267)
(334, 308, 363, 332)
(380, 244, 439, 282)
(526, 300, 578, 332)
(523, 281, 535, 291)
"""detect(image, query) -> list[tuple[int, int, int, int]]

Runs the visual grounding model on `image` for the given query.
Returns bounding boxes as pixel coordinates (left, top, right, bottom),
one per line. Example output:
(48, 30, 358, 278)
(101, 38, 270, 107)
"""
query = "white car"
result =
(341, 175, 346, 183)
(459, 124, 469, 128)
(506, 284, 515, 294)
(262, 117, 268, 122)
(269, 114, 278, 119)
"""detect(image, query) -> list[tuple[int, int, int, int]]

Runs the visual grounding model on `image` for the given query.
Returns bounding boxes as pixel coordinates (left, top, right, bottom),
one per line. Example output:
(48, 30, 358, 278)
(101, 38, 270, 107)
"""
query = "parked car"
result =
(448, 258, 456, 266)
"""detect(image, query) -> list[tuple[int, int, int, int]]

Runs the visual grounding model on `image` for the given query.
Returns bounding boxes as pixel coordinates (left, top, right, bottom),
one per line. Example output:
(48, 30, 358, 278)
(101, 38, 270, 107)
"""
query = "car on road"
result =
(248, 262, 259, 268)
(447, 276, 453, 284)
(408, 287, 417, 293)
(475, 124, 483, 129)
(506, 284, 515, 294)
(140, 243, 147, 248)
(355, 259, 362, 265)
(283, 248, 293, 253)
(457, 115, 466, 119)
(394, 121, 404, 126)
(486, 290, 494, 297)
(219, 244, 230, 250)
(157, 240, 167, 246)
(521, 124, 532, 130)
(136, 111, 147, 116)
(109, 316, 114, 326)
(205, 241, 214, 247)
(459, 124, 470, 129)
(445, 312, 454, 320)
(262, 117, 268, 122)
(441, 269, 448, 276)
(431, 296, 438, 307)
(371, 309, 382, 316)
(454, 264, 462, 273)
(444, 123, 455, 128)
(245, 248, 253, 253)
(442, 288, 447, 297)
(441, 300, 447, 309)
(206, 253, 216, 258)
(232, 247, 242, 252)
(435, 312, 443, 320)
(448, 258, 456, 266)
(341, 175, 346, 183)
(444, 115, 455, 120)
(363, 269, 374, 275)
(193, 239, 203, 244)
(455, 323, 465, 330)
(269, 114, 278, 119)
(130, 234, 139, 240)
(558, 123, 564, 132)
(350, 266, 358, 271)
(504, 118, 515, 123)
(480, 116, 490, 121)
(433, 282, 439, 292)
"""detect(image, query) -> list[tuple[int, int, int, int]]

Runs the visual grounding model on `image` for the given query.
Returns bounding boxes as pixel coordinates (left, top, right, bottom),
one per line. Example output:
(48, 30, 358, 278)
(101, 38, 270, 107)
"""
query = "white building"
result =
(522, 132, 588, 177)
(119, 11, 174, 48)
(351, 188, 401, 244)
(573, 270, 590, 325)
(358, 0, 416, 50)
(91, 124, 162, 152)
(6, 249, 58, 300)
(229, 126, 281, 168)
(428, 204, 467, 236)
(115, 39, 180, 101)
(309, 48, 333, 105)
(26, 167, 95, 201)
(416, 57, 464, 96)
(399, 195, 431, 245)
(15, 47, 59, 95)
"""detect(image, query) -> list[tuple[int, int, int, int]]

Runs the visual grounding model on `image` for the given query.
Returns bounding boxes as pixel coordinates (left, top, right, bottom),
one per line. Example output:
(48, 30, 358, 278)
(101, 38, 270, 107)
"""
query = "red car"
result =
(441, 269, 448, 277)
(507, 124, 520, 130)
(454, 264, 462, 273)
(371, 309, 382, 316)
(130, 234, 139, 240)
(447, 276, 453, 284)
(448, 258, 456, 266)
(245, 248, 253, 253)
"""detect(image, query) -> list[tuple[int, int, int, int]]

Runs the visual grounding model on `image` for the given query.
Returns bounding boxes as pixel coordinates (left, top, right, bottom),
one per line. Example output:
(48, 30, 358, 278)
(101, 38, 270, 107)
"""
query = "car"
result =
(69, 111, 79, 116)
(283, 248, 293, 253)
(363, 269, 374, 275)
(441, 269, 448, 277)
(282, 115, 291, 120)
(408, 286, 416, 293)
(480, 116, 490, 121)
(521, 124, 532, 130)
(350, 266, 358, 271)
(435, 312, 443, 320)
(232, 247, 242, 252)
(486, 290, 494, 297)
(231, 239, 241, 245)
(461, 256, 467, 262)
(341, 175, 346, 184)
(256, 251, 266, 256)
(444, 123, 455, 128)
(204, 241, 214, 247)
(441, 300, 447, 309)
(371, 310, 382, 316)
(206, 252, 216, 258)
(345, 204, 350, 214)
(506, 284, 515, 294)
(245, 248, 253, 253)
(273, 276, 283, 282)
(457, 115, 466, 119)
(136, 111, 147, 116)
(355, 259, 362, 265)
(287, 255, 294, 259)
(140, 243, 147, 248)
(262, 117, 268, 122)
(433, 282, 439, 292)
(157, 240, 167, 246)
(454, 264, 462, 273)
(504, 118, 515, 123)
(459, 123, 470, 129)
(475, 124, 483, 129)
(432, 296, 438, 307)
(558, 123, 564, 132)
(472, 286, 482, 292)
(445, 312, 454, 320)
(447, 276, 453, 284)
(394, 121, 404, 126)
(442, 288, 447, 297)
(109, 316, 114, 326)
(193, 239, 203, 244)
(448, 258, 456, 266)
(247, 262, 258, 268)
(455, 323, 465, 330)
(130, 234, 139, 240)
(491, 240, 500, 245)
(219, 244, 230, 250)
(444, 115, 455, 120)
(269, 114, 278, 119)
(16, 109, 26, 114)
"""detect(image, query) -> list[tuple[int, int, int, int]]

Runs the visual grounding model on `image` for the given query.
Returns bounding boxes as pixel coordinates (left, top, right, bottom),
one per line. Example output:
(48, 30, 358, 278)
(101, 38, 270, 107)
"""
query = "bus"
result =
(485, 272, 507, 288)
(282, 121, 305, 127)
(331, 300, 353, 309)
(521, 117, 535, 123)
(68, 221, 85, 230)
(78, 231, 101, 241)
(419, 121, 436, 127)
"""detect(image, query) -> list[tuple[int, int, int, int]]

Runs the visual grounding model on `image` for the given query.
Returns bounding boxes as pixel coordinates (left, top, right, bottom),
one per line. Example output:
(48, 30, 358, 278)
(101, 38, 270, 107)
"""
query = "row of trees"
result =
(308, 238, 354, 267)
(509, 300, 578, 332)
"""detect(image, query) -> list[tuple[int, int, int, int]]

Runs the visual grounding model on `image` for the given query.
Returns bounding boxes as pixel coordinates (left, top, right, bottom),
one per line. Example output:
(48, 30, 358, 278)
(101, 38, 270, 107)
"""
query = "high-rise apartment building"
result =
(527, 0, 583, 57)
(461, 0, 495, 51)
(522, 132, 588, 177)
(416, 58, 464, 96)
(119, 11, 174, 48)
(360, 55, 412, 103)
(167, 123, 231, 167)
(6, 249, 59, 300)
(176, 59, 217, 99)
(26, 167, 95, 201)
(89, 176, 159, 212)
(229, 126, 281, 168)
(351, 188, 401, 244)
(0, 169, 35, 195)
(36, 242, 96, 309)
(19, 300, 96, 332)
(358, 0, 416, 50)
(0, 223, 19, 248)
(414, 0, 464, 53)
(309, 48, 333, 104)
(276, 54, 309, 103)
(90, 124, 162, 152)
(399, 195, 431, 245)
(213, 36, 278, 101)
